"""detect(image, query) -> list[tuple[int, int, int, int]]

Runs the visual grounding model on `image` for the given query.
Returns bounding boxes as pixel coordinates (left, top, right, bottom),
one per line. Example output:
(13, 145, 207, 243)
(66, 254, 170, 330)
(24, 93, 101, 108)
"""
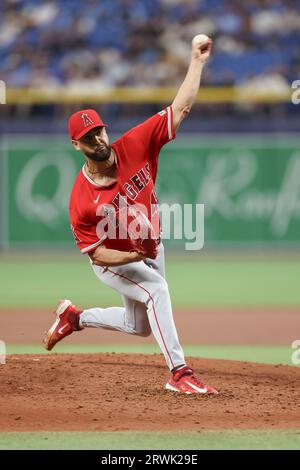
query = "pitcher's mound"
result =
(0, 353, 299, 431)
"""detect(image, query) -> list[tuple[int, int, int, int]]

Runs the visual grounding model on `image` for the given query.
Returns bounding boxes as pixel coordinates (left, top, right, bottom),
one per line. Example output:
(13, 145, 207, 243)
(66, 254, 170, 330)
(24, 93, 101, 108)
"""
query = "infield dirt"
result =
(0, 353, 299, 432)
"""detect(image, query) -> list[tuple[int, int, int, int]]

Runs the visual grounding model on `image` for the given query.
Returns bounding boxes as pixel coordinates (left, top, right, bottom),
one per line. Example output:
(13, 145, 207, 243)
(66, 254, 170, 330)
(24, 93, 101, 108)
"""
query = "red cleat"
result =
(43, 299, 83, 351)
(166, 366, 218, 395)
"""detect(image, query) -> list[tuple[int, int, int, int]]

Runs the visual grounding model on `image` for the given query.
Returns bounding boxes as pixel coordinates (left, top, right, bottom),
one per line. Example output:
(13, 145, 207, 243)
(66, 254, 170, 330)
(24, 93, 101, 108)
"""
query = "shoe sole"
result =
(165, 382, 192, 395)
(43, 299, 73, 351)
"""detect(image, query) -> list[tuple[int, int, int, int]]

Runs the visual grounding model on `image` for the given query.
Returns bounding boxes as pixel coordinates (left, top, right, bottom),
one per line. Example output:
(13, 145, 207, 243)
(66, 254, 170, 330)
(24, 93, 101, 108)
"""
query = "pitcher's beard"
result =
(86, 144, 111, 162)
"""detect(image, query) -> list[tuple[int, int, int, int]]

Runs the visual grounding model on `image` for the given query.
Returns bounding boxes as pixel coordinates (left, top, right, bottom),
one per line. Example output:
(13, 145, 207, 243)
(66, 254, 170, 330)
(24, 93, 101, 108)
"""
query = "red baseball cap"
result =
(68, 109, 107, 140)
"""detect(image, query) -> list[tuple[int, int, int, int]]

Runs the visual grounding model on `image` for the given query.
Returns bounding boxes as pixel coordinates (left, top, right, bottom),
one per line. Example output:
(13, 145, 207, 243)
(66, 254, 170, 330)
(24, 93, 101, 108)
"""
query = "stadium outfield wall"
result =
(0, 133, 299, 250)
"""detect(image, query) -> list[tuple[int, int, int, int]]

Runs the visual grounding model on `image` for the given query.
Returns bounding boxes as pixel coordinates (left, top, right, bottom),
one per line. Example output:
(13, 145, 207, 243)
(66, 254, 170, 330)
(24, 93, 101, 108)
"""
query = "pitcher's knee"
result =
(134, 320, 151, 337)
(137, 322, 152, 337)
(138, 328, 151, 338)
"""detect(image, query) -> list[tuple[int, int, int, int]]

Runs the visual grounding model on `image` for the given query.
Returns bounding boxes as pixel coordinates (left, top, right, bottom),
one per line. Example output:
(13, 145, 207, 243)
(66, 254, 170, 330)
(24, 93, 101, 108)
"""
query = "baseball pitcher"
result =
(44, 35, 218, 395)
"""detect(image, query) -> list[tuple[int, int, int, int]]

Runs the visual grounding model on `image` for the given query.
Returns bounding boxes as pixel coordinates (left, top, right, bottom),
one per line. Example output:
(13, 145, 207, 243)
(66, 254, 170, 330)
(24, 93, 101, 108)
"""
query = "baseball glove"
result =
(126, 205, 159, 259)
(130, 236, 158, 259)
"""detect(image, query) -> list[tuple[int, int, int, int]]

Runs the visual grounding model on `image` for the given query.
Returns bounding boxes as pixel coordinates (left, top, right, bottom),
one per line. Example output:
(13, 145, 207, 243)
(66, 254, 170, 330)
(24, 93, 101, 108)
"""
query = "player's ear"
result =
(72, 139, 80, 151)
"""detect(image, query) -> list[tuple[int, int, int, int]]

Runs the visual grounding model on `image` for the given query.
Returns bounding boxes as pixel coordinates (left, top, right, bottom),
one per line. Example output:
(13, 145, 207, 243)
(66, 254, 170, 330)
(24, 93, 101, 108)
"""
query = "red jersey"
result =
(69, 106, 175, 254)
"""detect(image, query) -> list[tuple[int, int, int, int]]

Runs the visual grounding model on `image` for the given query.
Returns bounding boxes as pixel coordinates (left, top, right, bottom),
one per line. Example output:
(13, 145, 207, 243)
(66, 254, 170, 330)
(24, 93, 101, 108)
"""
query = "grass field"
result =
(5, 343, 296, 366)
(0, 252, 299, 308)
(1, 430, 300, 450)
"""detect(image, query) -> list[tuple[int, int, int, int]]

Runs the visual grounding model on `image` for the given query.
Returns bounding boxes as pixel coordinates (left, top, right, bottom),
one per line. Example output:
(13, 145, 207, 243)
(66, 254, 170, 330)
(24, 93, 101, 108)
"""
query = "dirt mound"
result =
(0, 353, 299, 431)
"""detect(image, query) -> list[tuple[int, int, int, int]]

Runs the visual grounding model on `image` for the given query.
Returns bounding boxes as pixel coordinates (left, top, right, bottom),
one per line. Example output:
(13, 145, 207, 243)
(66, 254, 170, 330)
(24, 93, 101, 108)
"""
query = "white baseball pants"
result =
(79, 242, 186, 370)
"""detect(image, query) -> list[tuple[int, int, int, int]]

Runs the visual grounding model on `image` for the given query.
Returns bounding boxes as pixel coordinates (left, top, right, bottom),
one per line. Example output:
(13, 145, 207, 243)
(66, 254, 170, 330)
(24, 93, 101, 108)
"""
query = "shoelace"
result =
(188, 374, 206, 388)
(174, 368, 205, 387)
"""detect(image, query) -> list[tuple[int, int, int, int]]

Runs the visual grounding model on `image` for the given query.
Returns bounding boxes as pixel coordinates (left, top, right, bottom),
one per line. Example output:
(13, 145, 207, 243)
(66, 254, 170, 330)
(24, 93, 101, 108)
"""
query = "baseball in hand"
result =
(192, 34, 210, 49)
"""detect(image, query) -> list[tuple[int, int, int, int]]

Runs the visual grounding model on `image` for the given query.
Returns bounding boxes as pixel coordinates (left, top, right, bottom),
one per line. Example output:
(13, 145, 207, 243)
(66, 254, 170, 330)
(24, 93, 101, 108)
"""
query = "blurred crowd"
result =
(1, 0, 299, 92)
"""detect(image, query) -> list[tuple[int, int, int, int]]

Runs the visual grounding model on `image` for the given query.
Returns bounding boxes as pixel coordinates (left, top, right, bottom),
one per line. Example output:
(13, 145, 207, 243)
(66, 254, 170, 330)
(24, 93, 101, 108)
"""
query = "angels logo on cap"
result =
(68, 109, 107, 140)
(81, 113, 94, 127)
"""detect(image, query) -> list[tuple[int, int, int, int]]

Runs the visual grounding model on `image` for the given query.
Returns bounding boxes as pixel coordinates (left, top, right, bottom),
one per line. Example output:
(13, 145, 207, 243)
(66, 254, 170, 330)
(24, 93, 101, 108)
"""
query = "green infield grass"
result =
(0, 430, 300, 450)
(5, 343, 298, 366)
